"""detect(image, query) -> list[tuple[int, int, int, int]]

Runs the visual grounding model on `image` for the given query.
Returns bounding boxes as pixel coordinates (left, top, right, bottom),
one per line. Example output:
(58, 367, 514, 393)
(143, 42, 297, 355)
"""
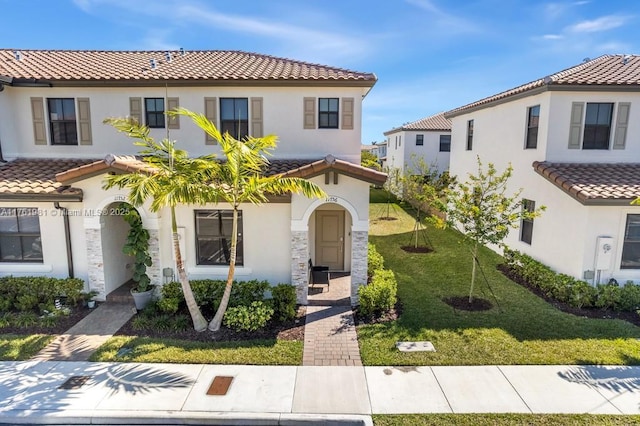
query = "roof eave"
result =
(0, 191, 83, 202)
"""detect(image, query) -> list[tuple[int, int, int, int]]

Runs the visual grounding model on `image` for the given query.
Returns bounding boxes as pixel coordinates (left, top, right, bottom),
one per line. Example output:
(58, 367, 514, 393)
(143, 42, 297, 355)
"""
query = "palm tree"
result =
(173, 108, 326, 331)
(103, 118, 217, 332)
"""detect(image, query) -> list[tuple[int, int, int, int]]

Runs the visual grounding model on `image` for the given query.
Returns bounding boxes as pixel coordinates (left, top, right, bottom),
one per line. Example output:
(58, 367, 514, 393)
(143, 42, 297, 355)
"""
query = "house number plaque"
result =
(325, 196, 338, 203)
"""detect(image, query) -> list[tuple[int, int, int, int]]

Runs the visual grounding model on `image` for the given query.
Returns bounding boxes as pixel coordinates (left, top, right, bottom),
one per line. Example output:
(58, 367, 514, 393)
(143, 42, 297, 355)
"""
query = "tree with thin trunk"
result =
(173, 108, 325, 332)
(438, 157, 544, 303)
(103, 118, 217, 332)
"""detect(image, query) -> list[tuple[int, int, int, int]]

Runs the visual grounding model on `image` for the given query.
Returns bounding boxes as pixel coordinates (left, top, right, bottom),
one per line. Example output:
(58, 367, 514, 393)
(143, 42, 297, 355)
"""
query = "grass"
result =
(0, 334, 54, 360)
(373, 414, 640, 425)
(90, 336, 303, 365)
(360, 200, 640, 365)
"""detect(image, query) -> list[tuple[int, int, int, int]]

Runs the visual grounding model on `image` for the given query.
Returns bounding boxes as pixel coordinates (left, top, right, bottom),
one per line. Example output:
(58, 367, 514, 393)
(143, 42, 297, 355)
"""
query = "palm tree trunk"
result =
(209, 207, 238, 331)
(468, 242, 478, 304)
(172, 206, 207, 331)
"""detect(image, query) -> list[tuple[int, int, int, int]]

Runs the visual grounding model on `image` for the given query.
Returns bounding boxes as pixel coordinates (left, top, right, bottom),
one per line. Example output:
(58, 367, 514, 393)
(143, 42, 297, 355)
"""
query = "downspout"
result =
(54, 202, 74, 278)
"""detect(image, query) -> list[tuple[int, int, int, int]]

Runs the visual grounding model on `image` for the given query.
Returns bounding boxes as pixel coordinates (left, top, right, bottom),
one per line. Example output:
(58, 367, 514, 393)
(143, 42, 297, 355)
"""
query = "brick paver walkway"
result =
(302, 305, 362, 366)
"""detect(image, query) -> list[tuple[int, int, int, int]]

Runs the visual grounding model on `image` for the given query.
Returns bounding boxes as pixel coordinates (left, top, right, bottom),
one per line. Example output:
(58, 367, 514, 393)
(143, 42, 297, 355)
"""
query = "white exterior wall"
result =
(0, 85, 366, 163)
(449, 89, 640, 282)
(384, 132, 405, 172)
(403, 130, 450, 175)
(546, 91, 640, 162)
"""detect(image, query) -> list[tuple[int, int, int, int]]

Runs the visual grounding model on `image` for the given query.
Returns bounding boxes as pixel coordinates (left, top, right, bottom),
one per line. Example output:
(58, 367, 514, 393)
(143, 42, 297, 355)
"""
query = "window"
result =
(583, 103, 613, 150)
(318, 98, 339, 129)
(145, 98, 165, 128)
(439, 135, 451, 152)
(466, 119, 474, 150)
(220, 98, 249, 139)
(520, 199, 535, 245)
(195, 210, 243, 266)
(525, 105, 540, 149)
(47, 98, 77, 145)
(415, 135, 424, 146)
(621, 214, 640, 269)
(0, 208, 42, 262)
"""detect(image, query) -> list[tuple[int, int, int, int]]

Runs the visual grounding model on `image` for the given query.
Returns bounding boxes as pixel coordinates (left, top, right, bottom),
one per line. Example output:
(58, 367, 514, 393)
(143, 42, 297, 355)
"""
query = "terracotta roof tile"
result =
(0, 158, 96, 200)
(533, 161, 640, 205)
(384, 112, 451, 135)
(446, 55, 640, 117)
(0, 49, 376, 85)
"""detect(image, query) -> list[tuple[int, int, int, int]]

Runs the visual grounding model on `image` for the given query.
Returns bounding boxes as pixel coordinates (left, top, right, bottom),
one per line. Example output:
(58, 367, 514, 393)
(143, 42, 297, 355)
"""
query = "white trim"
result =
(299, 196, 361, 226)
(84, 194, 159, 230)
(187, 266, 253, 276)
(0, 264, 53, 273)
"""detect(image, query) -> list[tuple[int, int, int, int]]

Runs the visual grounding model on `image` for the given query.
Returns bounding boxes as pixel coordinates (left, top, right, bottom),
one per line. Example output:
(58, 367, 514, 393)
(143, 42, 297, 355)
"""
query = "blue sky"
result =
(2, 0, 638, 144)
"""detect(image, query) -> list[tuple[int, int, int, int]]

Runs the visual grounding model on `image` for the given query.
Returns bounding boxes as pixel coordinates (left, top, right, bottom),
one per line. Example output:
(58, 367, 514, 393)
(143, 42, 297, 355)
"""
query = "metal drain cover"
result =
(59, 375, 91, 390)
(207, 376, 234, 396)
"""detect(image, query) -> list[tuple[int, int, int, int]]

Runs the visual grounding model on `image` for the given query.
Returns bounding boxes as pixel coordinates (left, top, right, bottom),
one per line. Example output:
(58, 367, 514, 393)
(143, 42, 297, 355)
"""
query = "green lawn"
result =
(373, 414, 640, 426)
(91, 336, 302, 365)
(0, 334, 54, 360)
(360, 202, 640, 365)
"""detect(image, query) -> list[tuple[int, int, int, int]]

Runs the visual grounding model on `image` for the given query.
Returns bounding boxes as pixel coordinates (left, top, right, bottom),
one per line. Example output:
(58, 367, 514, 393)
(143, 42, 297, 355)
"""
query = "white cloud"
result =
(541, 34, 564, 40)
(405, 0, 483, 35)
(567, 15, 631, 33)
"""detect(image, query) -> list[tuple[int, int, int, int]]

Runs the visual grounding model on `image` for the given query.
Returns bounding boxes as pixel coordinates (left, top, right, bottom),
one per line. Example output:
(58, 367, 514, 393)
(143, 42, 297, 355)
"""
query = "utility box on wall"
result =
(595, 236, 614, 270)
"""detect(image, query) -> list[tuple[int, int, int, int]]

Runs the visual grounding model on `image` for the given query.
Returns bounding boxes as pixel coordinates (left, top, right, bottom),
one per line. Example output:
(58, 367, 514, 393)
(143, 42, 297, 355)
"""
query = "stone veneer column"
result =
(147, 229, 162, 287)
(85, 228, 106, 300)
(350, 230, 368, 305)
(291, 230, 309, 305)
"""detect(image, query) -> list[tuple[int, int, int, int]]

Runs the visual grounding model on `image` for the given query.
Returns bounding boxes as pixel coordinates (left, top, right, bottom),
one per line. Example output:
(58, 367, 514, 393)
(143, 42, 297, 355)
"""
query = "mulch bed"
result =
(498, 264, 640, 327)
(114, 306, 306, 342)
(401, 246, 433, 253)
(0, 303, 95, 335)
(443, 296, 493, 311)
(376, 217, 398, 221)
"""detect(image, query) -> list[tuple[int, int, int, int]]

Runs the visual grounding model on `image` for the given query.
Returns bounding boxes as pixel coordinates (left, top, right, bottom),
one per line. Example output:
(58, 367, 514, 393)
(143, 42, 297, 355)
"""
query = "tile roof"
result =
(0, 49, 376, 86)
(533, 161, 640, 205)
(446, 55, 640, 117)
(384, 112, 451, 135)
(0, 158, 96, 200)
(57, 155, 387, 186)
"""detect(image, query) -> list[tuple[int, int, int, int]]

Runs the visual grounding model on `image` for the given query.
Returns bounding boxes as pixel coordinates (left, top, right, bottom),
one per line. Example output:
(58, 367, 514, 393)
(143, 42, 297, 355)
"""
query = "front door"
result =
(315, 210, 344, 270)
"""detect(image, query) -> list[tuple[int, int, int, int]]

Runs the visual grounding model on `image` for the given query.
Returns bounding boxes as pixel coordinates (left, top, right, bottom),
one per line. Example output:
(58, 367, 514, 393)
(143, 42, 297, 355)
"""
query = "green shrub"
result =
(367, 242, 384, 279)
(0, 313, 11, 328)
(619, 283, 640, 312)
(358, 269, 398, 317)
(0, 276, 83, 314)
(158, 282, 182, 314)
(13, 312, 38, 327)
(132, 315, 153, 330)
(39, 315, 59, 328)
(567, 280, 597, 309)
(271, 284, 297, 322)
(595, 283, 622, 310)
(223, 301, 274, 332)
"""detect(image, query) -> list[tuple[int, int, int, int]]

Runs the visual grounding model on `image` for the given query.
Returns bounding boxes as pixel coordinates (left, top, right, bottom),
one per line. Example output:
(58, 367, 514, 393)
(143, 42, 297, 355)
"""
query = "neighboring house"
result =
(361, 144, 377, 156)
(373, 140, 387, 167)
(383, 112, 451, 176)
(445, 54, 640, 285)
(0, 49, 385, 304)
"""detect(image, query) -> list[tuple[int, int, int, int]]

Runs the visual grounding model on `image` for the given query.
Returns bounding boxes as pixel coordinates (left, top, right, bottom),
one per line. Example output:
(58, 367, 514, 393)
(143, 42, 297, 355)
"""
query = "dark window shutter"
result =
(250, 97, 263, 137)
(77, 98, 92, 145)
(204, 97, 218, 145)
(568, 102, 584, 149)
(30, 97, 47, 145)
(167, 97, 180, 129)
(613, 102, 630, 150)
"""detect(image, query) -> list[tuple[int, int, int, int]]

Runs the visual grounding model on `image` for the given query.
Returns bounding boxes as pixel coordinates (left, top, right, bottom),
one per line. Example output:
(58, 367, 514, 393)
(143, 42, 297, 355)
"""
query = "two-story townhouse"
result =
(383, 112, 451, 177)
(372, 140, 387, 168)
(445, 55, 640, 285)
(0, 49, 385, 304)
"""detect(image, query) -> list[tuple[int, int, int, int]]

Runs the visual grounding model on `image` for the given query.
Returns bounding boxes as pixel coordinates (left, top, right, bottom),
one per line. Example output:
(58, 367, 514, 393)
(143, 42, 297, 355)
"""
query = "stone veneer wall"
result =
(350, 230, 368, 305)
(85, 228, 105, 299)
(291, 230, 309, 305)
(147, 229, 162, 287)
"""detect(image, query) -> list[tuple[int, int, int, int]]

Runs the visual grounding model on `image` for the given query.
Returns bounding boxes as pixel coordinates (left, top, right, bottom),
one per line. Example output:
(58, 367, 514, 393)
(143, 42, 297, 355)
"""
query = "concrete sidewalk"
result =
(0, 362, 638, 425)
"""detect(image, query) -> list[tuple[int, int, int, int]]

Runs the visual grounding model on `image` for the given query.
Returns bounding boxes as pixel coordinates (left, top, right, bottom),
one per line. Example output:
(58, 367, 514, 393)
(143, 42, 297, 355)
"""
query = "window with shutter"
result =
(30, 97, 47, 145)
(167, 97, 180, 129)
(77, 98, 92, 145)
(204, 97, 218, 145)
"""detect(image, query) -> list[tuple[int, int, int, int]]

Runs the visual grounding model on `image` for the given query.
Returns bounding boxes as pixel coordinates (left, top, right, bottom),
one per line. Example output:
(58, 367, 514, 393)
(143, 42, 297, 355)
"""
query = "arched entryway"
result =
(100, 202, 135, 296)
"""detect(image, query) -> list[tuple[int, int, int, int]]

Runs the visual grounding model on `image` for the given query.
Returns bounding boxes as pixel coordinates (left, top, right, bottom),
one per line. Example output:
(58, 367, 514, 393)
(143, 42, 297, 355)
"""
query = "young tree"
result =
(103, 118, 216, 332)
(439, 157, 544, 303)
(361, 149, 381, 171)
(174, 108, 325, 332)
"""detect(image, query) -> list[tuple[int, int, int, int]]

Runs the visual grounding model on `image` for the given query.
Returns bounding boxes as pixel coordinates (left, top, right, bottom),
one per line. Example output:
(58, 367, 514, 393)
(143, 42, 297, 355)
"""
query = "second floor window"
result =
(583, 102, 613, 150)
(318, 98, 339, 129)
(220, 98, 249, 140)
(439, 135, 451, 152)
(0, 208, 42, 262)
(466, 119, 474, 151)
(526, 105, 540, 149)
(47, 98, 77, 145)
(145, 98, 165, 128)
(195, 210, 243, 266)
(416, 135, 424, 146)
